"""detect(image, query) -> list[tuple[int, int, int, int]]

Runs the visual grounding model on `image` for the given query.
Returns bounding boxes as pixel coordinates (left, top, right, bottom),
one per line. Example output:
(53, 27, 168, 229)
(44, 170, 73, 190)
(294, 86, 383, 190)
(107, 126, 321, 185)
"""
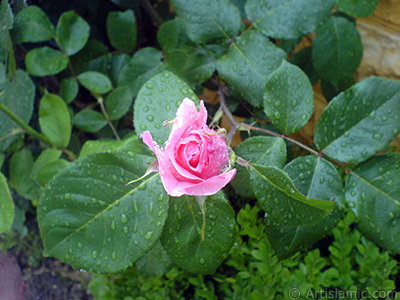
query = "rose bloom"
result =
(141, 98, 236, 197)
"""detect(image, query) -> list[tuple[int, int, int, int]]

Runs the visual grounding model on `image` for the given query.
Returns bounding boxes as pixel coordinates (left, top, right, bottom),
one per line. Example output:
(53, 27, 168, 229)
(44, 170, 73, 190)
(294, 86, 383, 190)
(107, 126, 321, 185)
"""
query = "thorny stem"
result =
(97, 96, 121, 141)
(216, 85, 354, 174)
(217, 86, 321, 157)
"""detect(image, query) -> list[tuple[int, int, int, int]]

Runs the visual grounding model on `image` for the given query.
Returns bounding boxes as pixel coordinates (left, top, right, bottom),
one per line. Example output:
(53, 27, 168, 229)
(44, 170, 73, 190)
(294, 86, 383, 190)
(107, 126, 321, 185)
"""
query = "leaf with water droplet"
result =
(37, 151, 168, 273)
(250, 164, 335, 227)
(312, 15, 363, 89)
(161, 192, 235, 274)
(217, 30, 286, 107)
(171, 0, 241, 44)
(315, 77, 400, 163)
(266, 156, 344, 259)
(134, 71, 199, 144)
(345, 153, 400, 254)
(231, 136, 286, 198)
(245, 0, 335, 39)
(263, 60, 314, 134)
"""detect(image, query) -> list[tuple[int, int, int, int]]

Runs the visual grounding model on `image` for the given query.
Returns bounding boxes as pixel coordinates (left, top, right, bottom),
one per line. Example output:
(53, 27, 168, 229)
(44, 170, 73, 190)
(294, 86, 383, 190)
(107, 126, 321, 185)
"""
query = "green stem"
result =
(0, 102, 53, 146)
(97, 96, 121, 141)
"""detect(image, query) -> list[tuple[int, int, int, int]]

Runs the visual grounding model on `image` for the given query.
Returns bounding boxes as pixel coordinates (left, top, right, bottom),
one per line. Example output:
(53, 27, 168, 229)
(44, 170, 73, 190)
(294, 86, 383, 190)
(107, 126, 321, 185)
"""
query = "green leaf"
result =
(38, 152, 169, 273)
(290, 47, 319, 85)
(9, 148, 39, 201)
(217, 30, 287, 107)
(314, 77, 400, 163)
(36, 159, 70, 186)
(106, 10, 136, 52)
(25, 47, 68, 76)
(39, 93, 71, 148)
(345, 153, 400, 253)
(56, 10, 90, 56)
(0, 69, 35, 151)
(0, 0, 13, 31)
(136, 241, 172, 277)
(73, 109, 107, 133)
(245, 0, 335, 39)
(60, 77, 79, 104)
(106, 86, 133, 121)
(30, 149, 62, 180)
(167, 47, 216, 86)
(80, 135, 150, 158)
(157, 20, 180, 52)
(70, 40, 109, 75)
(161, 192, 236, 274)
(250, 164, 335, 226)
(0, 172, 14, 234)
(109, 53, 130, 87)
(77, 71, 113, 95)
(171, 0, 241, 44)
(118, 47, 165, 97)
(312, 15, 363, 88)
(266, 156, 344, 259)
(337, 0, 379, 18)
(134, 71, 199, 144)
(263, 61, 314, 134)
(11, 5, 54, 43)
(231, 136, 287, 198)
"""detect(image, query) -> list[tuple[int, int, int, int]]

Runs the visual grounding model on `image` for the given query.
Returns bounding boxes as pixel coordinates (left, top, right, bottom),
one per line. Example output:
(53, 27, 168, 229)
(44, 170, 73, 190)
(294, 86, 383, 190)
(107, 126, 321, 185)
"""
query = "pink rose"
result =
(141, 98, 236, 197)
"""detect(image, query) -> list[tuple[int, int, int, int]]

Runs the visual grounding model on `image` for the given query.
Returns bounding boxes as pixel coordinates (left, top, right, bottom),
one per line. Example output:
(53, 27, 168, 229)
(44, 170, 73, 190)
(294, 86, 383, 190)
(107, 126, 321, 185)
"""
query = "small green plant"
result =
(89, 206, 399, 300)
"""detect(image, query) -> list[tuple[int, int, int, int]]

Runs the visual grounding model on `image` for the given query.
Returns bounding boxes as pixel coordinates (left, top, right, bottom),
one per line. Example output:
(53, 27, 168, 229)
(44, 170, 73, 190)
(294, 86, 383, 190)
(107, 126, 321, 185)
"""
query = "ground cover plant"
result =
(1, 0, 400, 298)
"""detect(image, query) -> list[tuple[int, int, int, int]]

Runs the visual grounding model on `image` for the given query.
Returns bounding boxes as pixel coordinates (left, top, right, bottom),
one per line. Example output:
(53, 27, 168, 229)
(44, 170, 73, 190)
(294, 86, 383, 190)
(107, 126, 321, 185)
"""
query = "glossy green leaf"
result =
(134, 71, 199, 144)
(36, 159, 70, 186)
(25, 47, 68, 76)
(157, 20, 180, 52)
(0, 70, 35, 151)
(231, 136, 287, 198)
(250, 164, 335, 226)
(267, 156, 344, 259)
(118, 47, 165, 97)
(337, 0, 379, 18)
(290, 47, 319, 85)
(109, 53, 130, 87)
(345, 153, 400, 253)
(106, 86, 133, 121)
(312, 15, 363, 88)
(9, 148, 39, 201)
(80, 135, 150, 158)
(11, 5, 54, 43)
(56, 10, 90, 56)
(73, 110, 107, 133)
(106, 10, 136, 52)
(136, 241, 172, 277)
(245, 0, 335, 39)
(0, 172, 14, 233)
(39, 93, 71, 148)
(30, 149, 62, 180)
(70, 40, 109, 75)
(217, 30, 287, 107)
(167, 47, 215, 86)
(60, 77, 79, 104)
(263, 60, 314, 134)
(77, 71, 113, 95)
(171, 0, 241, 44)
(0, 63, 6, 90)
(314, 77, 400, 163)
(161, 192, 236, 274)
(38, 152, 169, 273)
(0, 0, 12, 29)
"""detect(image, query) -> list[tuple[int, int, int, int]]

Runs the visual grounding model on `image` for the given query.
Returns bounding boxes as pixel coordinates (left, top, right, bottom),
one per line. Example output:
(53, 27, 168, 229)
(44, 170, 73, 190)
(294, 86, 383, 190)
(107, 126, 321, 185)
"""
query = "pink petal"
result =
(173, 169, 237, 197)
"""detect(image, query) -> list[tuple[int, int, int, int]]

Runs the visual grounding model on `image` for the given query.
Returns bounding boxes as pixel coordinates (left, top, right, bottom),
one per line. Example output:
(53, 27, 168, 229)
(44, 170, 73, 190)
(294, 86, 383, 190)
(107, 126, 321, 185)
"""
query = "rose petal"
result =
(172, 169, 237, 197)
